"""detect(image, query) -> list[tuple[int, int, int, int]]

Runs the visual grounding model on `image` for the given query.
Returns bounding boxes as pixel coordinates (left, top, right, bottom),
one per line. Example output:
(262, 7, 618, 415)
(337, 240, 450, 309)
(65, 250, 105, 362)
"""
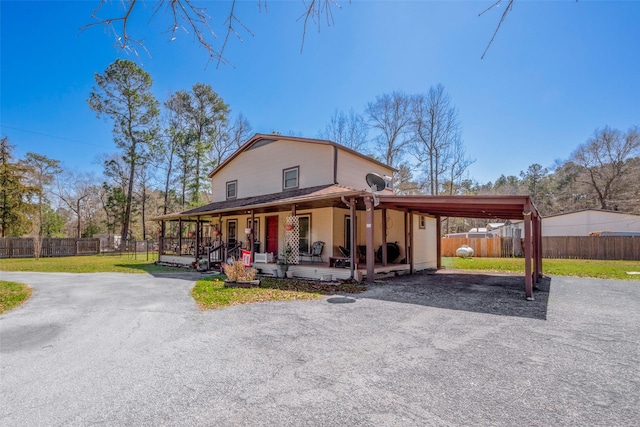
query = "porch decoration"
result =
(284, 216, 300, 265)
(223, 260, 260, 288)
(276, 245, 292, 278)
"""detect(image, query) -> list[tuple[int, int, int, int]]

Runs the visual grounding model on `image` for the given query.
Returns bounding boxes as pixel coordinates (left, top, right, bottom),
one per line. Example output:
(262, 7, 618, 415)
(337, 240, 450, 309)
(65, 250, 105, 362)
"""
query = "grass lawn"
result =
(443, 257, 640, 281)
(0, 281, 32, 314)
(191, 275, 366, 310)
(0, 253, 179, 274)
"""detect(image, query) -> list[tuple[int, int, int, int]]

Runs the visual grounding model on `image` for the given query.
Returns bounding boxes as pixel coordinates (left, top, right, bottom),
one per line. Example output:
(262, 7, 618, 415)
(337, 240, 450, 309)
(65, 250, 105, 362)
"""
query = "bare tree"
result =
(366, 91, 413, 168)
(55, 171, 97, 238)
(444, 138, 474, 196)
(319, 109, 369, 151)
(229, 113, 253, 149)
(571, 126, 640, 210)
(84, 0, 349, 66)
(410, 85, 463, 195)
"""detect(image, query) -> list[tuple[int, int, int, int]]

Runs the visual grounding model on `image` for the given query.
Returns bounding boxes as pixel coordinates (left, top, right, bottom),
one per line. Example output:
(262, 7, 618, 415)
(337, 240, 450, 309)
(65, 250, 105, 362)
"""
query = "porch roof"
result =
(152, 184, 364, 221)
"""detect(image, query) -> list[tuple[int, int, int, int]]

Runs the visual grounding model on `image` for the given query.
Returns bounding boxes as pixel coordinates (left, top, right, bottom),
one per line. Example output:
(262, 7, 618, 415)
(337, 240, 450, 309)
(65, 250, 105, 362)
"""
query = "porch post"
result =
(436, 215, 442, 269)
(250, 210, 255, 261)
(381, 208, 387, 266)
(349, 198, 356, 280)
(365, 196, 375, 284)
(532, 213, 540, 286)
(159, 221, 165, 256)
(524, 206, 533, 301)
(195, 216, 201, 259)
(408, 212, 414, 274)
(218, 214, 223, 262)
(404, 212, 409, 267)
(178, 219, 183, 256)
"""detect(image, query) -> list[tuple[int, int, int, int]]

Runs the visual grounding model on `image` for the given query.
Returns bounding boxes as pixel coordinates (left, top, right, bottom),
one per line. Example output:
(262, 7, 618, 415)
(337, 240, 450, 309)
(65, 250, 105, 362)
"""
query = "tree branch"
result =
(479, 0, 514, 59)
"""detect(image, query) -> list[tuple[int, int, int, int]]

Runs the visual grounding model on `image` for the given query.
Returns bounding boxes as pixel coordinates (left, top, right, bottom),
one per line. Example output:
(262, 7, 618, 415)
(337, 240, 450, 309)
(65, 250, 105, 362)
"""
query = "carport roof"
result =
(376, 195, 540, 220)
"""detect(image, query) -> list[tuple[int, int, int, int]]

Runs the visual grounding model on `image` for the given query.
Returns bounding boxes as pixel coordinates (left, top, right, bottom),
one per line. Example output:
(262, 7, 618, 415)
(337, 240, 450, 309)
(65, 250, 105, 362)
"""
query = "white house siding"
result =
(211, 139, 334, 202)
(542, 210, 640, 236)
(336, 149, 395, 191)
(213, 208, 335, 259)
(327, 209, 436, 270)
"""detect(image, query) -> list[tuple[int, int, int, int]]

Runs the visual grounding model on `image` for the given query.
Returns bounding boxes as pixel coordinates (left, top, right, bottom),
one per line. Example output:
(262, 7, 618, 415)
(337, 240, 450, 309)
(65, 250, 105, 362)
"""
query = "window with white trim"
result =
(226, 180, 237, 200)
(298, 215, 310, 254)
(283, 167, 299, 190)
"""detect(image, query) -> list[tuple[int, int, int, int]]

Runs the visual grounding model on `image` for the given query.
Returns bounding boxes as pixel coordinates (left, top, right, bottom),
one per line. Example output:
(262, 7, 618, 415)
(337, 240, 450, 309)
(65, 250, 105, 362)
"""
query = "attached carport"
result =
(370, 195, 543, 300)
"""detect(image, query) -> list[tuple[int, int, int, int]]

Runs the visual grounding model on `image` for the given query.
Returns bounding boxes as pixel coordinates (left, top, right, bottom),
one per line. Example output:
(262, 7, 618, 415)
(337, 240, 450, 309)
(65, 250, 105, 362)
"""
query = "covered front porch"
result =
(156, 250, 411, 282)
(153, 188, 542, 299)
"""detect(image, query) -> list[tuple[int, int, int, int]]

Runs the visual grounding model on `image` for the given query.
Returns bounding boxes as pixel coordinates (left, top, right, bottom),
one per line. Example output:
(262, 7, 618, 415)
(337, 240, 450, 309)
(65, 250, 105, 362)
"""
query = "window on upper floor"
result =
(226, 180, 237, 200)
(283, 166, 299, 190)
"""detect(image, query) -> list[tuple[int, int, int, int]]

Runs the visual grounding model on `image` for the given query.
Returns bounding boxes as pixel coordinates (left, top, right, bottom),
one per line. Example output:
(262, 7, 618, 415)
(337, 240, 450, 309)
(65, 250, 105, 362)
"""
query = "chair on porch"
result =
(300, 241, 324, 263)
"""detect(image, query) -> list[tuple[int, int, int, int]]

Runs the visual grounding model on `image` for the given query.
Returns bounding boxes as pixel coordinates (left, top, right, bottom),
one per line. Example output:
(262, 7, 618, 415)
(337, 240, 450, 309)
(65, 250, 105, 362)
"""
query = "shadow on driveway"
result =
(360, 270, 551, 320)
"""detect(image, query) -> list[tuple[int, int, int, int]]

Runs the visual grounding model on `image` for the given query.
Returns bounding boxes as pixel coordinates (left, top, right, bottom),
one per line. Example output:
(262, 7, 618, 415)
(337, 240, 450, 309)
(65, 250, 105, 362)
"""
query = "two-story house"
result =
(155, 134, 543, 299)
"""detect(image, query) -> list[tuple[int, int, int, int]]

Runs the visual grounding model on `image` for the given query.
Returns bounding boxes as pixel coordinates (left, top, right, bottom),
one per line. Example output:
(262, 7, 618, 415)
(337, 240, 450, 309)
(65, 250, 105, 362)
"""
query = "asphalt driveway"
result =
(1, 270, 639, 426)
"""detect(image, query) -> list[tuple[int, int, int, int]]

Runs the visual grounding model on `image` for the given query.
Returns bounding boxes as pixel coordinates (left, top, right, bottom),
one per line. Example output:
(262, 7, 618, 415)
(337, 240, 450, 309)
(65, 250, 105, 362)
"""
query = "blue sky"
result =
(1, 0, 639, 185)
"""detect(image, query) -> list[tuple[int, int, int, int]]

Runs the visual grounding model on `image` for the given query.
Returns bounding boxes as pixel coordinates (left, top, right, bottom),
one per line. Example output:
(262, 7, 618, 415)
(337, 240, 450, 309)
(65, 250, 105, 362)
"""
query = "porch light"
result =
(285, 224, 294, 231)
(244, 227, 252, 235)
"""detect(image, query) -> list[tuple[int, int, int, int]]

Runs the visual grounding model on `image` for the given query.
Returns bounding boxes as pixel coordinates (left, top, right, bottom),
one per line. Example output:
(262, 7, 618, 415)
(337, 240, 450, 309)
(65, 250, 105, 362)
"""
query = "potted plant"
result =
(277, 245, 292, 278)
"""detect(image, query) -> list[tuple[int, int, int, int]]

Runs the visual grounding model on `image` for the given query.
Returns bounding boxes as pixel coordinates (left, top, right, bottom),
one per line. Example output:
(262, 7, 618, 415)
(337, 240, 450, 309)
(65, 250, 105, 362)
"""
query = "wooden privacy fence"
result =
(441, 237, 640, 260)
(542, 236, 640, 260)
(0, 238, 100, 258)
(441, 237, 519, 258)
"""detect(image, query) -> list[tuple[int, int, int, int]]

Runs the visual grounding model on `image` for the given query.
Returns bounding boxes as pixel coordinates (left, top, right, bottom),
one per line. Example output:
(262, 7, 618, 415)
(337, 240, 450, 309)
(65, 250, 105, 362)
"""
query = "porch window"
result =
(298, 215, 310, 254)
(226, 180, 237, 199)
(283, 167, 299, 190)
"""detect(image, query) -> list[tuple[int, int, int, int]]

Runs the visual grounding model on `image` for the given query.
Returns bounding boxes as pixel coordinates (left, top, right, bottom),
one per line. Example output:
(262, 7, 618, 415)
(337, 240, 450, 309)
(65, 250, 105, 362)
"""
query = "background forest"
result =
(1, 59, 638, 241)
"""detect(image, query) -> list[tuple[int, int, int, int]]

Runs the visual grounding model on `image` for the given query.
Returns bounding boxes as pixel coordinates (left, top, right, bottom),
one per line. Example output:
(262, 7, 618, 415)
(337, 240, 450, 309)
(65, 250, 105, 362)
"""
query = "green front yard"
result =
(442, 257, 640, 281)
(0, 253, 177, 274)
(0, 281, 32, 314)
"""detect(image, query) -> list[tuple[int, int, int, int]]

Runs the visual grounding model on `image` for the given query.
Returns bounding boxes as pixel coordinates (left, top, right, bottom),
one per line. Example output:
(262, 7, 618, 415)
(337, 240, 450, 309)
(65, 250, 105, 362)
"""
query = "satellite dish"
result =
(366, 173, 386, 192)
(365, 173, 385, 207)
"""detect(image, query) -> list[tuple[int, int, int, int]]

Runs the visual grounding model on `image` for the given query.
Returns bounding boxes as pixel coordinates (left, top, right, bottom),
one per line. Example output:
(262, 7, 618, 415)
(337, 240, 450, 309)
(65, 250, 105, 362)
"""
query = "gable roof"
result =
(208, 133, 396, 178)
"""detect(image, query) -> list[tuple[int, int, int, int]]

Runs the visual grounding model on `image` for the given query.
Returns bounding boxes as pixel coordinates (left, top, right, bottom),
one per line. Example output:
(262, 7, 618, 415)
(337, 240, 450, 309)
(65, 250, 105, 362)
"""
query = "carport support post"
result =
(436, 216, 442, 270)
(533, 214, 540, 285)
(409, 212, 414, 274)
(524, 207, 533, 300)
(349, 198, 356, 280)
(365, 196, 375, 284)
(381, 209, 387, 266)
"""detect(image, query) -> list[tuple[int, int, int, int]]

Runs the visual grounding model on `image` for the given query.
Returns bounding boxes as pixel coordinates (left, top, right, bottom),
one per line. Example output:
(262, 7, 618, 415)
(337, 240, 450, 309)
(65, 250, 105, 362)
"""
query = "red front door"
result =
(266, 216, 279, 254)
